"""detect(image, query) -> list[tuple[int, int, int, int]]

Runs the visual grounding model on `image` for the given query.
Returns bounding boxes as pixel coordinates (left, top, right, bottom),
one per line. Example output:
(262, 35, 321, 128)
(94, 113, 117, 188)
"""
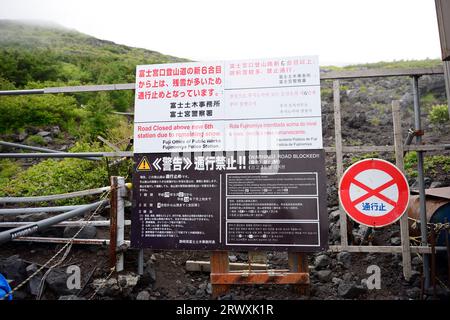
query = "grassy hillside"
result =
(0, 20, 188, 135)
(0, 20, 186, 87)
(0, 20, 188, 200)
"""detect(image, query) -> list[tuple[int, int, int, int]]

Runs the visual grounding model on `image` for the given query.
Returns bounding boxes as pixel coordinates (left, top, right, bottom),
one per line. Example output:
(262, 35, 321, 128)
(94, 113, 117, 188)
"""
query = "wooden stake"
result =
(392, 100, 412, 281)
(288, 252, 309, 296)
(333, 80, 348, 248)
(210, 251, 230, 298)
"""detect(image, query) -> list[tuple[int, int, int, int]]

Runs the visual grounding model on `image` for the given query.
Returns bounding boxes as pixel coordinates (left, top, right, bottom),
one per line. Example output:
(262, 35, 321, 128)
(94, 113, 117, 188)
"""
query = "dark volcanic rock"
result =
(337, 252, 352, 269)
(338, 282, 367, 299)
(45, 269, 76, 296)
(0, 255, 28, 286)
(63, 225, 97, 239)
(314, 254, 331, 269)
(346, 113, 367, 129)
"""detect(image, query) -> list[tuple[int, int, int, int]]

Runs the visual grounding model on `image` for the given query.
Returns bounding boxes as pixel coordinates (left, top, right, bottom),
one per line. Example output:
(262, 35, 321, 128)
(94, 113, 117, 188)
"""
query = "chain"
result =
(0, 190, 110, 300)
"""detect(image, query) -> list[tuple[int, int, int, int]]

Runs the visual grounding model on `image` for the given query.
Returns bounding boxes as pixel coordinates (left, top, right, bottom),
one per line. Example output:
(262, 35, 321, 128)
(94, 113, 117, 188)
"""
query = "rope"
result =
(88, 267, 115, 300)
(0, 190, 110, 300)
(408, 217, 450, 240)
(36, 242, 73, 300)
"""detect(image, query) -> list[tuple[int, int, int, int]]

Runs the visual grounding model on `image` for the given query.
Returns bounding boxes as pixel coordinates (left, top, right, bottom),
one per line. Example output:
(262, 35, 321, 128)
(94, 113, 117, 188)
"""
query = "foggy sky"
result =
(0, 0, 442, 65)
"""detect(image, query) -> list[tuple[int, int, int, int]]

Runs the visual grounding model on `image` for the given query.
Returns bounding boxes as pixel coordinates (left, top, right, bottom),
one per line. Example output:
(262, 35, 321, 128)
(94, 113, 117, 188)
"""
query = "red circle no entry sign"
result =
(339, 158, 410, 228)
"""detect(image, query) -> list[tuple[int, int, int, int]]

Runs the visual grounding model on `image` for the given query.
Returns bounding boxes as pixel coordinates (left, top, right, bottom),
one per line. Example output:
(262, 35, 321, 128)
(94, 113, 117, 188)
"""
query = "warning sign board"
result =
(338, 158, 410, 227)
(136, 156, 151, 171)
(132, 149, 328, 251)
(132, 56, 328, 251)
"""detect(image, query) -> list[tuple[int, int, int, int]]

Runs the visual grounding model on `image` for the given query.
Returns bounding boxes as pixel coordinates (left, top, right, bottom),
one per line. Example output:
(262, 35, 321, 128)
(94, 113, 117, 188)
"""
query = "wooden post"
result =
(288, 252, 309, 295)
(333, 80, 348, 248)
(444, 61, 450, 119)
(392, 100, 412, 281)
(210, 251, 230, 298)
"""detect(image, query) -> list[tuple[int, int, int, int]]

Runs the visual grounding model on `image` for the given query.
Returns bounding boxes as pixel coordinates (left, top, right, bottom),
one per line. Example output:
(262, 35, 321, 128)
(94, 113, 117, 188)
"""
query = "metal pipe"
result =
(0, 141, 100, 161)
(444, 61, 450, 119)
(12, 237, 131, 246)
(114, 176, 125, 272)
(0, 186, 110, 203)
(327, 245, 446, 254)
(0, 151, 132, 159)
(0, 67, 444, 98)
(0, 200, 108, 245)
(112, 112, 134, 116)
(0, 89, 44, 96)
(138, 249, 144, 275)
(430, 227, 437, 298)
(403, 128, 415, 157)
(445, 222, 450, 286)
(412, 75, 430, 289)
(3, 145, 450, 158)
(0, 84, 134, 96)
(0, 205, 87, 215)
(0, 220, 131, 228)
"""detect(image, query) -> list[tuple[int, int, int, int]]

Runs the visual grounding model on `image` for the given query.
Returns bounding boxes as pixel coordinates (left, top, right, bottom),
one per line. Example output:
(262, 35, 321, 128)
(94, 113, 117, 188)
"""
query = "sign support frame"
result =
(210, 251, 309, 298)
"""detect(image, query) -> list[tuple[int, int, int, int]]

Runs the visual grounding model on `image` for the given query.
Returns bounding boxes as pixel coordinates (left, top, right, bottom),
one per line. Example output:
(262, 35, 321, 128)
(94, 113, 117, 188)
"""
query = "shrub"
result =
(369, 117, 381, 126)
(0, 141, 130, 205)
(0, 94, 83, 133)
(428, 104, 449, 126)
(349, 152, 380, 165)
(25, 134, 46, 146)
(404, 151, 450, 178)
(0, 160, 20, 185)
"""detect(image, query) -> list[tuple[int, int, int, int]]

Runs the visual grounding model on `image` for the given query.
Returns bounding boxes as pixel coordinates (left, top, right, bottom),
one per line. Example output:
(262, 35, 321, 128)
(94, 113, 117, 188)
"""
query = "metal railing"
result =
(0, 177, 129, 273)
(0, 65, 448, 288)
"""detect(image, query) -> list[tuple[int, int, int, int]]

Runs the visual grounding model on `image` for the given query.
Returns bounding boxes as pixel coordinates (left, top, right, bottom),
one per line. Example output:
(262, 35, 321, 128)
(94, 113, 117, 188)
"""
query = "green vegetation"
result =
(368, 117, 381, 126)
(321, 87, 333, 99)
(0, 142, 132, 204)
(0, 20, 182, 198)
(0, 94, 82, 133)
(421, 92, 438, 108)
(0, 20, 186, 137)
(0, 159, 20, 186)
(428, 104, 449, 126)
(349, 152, 380, 165)
(25, 134, 47, 146)
(339, 59, 442, 71)
(371, 102, 388, 113)
(404, 151, 450, 178)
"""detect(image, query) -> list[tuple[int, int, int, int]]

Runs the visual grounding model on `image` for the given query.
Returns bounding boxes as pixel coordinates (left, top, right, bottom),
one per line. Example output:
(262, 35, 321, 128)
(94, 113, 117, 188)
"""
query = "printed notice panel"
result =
(133, 56, 322, 153)
(131, 149, 328, 251)
(132, 56, 328, 251)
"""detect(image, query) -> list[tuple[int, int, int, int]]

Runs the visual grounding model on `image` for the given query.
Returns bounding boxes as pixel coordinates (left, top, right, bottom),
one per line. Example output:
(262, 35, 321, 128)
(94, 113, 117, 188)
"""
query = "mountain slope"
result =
(0, 20, 188, 88)
(0, 20, 189, 136)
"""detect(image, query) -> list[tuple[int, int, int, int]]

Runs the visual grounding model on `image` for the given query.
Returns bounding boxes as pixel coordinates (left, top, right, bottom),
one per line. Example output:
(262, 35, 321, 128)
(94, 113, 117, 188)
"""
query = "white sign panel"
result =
(134, 56, 322, 153)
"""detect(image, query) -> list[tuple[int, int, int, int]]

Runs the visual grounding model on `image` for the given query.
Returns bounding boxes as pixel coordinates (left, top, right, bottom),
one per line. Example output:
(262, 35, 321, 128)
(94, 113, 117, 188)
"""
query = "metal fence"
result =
(0, 65, 449, 289)
(0, 178, 129, 273)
